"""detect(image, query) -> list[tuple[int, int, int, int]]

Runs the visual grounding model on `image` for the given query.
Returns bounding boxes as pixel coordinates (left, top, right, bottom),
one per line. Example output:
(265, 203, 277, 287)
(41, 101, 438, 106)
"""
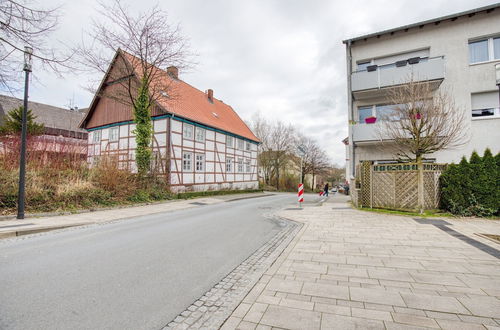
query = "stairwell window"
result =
(183, 151, 193, 171)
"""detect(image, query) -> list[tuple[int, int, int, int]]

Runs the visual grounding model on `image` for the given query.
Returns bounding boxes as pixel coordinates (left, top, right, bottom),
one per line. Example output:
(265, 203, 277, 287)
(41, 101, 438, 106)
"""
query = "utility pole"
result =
(17, 46, 33, 220)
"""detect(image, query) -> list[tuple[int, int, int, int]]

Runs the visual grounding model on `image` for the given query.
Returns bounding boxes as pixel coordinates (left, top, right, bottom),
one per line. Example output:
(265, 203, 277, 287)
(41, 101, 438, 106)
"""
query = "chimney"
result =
(207, 89, 214, 102)
(167, 66, 178, 79)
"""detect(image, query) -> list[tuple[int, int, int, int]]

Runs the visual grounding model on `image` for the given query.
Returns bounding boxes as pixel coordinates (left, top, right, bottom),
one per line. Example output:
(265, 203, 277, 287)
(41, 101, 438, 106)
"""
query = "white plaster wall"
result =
(349, 10, 500, 165)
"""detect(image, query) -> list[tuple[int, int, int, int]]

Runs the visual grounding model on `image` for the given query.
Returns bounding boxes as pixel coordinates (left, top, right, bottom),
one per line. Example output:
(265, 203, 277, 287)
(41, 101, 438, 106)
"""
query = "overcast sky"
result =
(4, 0, 498, 166)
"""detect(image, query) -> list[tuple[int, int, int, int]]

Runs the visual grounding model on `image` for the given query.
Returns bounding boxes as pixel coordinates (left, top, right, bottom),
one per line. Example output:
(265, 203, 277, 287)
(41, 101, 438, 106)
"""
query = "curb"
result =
(0, 192, 269, 221)
(0, 223, 88, 239)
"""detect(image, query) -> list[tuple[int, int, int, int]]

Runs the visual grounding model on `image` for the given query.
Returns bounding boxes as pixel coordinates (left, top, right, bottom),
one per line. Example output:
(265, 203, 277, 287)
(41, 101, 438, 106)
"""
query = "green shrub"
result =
(440, 149, 499, 217)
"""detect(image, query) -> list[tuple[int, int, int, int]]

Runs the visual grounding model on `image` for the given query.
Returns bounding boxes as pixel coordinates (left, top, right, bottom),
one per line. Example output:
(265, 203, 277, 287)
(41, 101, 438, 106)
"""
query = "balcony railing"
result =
(351, 56, 445, 93)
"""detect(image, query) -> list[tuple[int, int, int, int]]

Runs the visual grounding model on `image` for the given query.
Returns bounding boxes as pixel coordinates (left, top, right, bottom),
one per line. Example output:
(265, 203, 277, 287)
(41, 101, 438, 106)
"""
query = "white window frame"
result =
(226, 135, 234, 148)
(237, 157, 244, 173)
(245, 158, 251, 173)
(109, 127, 119, 142)
(195, 153, 205, 172)
(226, 158, 233, 172)
(182, 151, 193, 171)
(183, 124, 194, 140)
(237, 139, 244, 150)
(469, 36, 500, 64)
(246, 141, 251, 151)
(195, 127, 205, 142)
(93, 130, 101, 143)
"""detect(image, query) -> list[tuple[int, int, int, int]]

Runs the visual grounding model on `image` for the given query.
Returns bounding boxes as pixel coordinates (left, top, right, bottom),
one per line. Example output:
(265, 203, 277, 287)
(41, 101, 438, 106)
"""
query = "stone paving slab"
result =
(221, 194, 500, 329)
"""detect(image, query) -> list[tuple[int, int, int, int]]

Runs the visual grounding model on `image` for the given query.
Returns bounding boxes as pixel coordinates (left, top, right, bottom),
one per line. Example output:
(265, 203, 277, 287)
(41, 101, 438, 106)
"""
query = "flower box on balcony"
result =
(365, 116, 377, 124)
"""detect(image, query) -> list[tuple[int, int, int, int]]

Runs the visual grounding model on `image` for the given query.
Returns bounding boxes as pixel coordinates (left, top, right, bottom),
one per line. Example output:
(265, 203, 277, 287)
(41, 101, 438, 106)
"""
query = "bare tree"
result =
(78, 0, 191, 107)
(78, 0, 192, 177)
(0, 0, 72, 91)
(249, 113, 273, 185)
(296, 135, 330, 189)
(377, 79, 468, 163)
(269, 121, 295, 190)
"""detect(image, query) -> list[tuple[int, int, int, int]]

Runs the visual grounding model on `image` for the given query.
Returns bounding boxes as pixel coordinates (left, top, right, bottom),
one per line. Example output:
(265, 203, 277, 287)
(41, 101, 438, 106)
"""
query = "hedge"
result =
(439, 149, 499, 217)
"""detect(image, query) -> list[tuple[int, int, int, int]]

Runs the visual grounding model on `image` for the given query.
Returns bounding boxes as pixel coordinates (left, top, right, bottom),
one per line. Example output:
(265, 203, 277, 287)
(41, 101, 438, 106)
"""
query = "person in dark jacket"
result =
(324, 183, 329, 197)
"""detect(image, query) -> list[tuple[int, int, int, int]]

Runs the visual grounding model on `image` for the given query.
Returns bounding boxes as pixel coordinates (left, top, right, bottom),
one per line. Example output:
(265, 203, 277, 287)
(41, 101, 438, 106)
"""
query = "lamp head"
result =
(24, 46, 33, 72)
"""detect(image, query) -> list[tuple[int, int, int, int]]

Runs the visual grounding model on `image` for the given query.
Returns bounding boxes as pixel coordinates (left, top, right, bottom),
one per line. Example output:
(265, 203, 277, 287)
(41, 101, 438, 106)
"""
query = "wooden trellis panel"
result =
(360, 161, 372, 207)
(372, 172, 395, 208)
(356, 162, 446, 211)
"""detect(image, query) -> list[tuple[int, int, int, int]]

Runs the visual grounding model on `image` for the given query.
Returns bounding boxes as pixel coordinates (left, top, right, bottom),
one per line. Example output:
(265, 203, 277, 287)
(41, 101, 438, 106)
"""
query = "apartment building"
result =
(343, 4, 500, 182)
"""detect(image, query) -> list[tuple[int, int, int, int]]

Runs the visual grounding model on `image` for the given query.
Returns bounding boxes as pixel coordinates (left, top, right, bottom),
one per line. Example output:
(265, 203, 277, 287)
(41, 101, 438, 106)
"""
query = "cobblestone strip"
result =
(163, 216, 302, 330)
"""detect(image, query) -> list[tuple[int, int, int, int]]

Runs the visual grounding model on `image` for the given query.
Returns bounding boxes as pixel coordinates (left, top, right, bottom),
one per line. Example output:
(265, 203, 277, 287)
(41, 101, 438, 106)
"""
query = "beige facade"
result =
(344, 4, 500, 181)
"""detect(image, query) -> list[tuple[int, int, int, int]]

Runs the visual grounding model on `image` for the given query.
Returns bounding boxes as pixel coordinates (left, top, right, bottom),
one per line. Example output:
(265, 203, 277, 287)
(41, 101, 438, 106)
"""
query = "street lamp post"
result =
(17, 46, 33, 220)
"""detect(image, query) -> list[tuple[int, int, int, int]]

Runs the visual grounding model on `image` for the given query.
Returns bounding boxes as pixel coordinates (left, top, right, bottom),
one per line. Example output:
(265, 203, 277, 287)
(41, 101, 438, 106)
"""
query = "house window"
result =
(246, 141, 251, 151)
(358, 106, 373, 123)
(93, 130, 101, 143)
(376, 104, 402, 121)
(494, 37, 500, 59)
(245, 159, 251, 172)
(109, 127, 119, 142)
(237, 158, 243, 172)
(183, 124, 194, 139)
(226, 158, 233, 172)
(195, 127, 205, 142)
(237, 139, 244, 150)
(182, 151, 193, 171)
(195, 153, 205, 172)
(469, 37, 500, 64)
(471, 92, 500, 118)
(226, 135, 234, 148)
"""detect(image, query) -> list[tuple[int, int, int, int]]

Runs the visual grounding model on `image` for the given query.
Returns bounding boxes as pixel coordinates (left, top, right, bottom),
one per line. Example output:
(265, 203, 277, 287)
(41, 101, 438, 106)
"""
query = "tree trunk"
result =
(416, 156, 424, 214)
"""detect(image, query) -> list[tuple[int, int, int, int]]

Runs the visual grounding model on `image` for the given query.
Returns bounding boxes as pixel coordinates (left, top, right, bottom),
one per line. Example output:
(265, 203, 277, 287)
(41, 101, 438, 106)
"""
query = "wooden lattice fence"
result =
(353, 162, 447, 211)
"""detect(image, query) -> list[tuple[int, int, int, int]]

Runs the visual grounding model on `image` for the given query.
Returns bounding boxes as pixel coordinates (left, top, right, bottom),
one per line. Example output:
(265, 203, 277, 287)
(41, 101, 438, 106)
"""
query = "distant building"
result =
(79, 50, 260, 192)
(343, 4, 500, 182)
(0, 94, 88, 157)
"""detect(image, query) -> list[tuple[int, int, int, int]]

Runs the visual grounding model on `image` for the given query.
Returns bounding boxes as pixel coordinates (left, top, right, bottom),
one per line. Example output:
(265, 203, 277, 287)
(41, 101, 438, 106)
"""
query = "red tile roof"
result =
(83, 50, 259, 142)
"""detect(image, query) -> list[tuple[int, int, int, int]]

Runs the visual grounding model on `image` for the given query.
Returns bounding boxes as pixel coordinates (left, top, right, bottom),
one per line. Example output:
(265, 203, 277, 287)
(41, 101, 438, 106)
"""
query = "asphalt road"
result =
(0, 193, 297, 330)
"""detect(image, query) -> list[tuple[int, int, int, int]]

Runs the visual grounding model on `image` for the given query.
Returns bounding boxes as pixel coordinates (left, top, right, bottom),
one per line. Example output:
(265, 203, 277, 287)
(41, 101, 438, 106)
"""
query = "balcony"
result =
(351, 56, 445, 100)
(352, 122, 381, 143)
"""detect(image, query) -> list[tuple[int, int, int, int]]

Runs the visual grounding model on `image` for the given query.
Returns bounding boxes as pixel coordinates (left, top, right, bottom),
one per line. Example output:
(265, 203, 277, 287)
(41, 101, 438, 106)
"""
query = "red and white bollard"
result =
(298, 183, 304, 207)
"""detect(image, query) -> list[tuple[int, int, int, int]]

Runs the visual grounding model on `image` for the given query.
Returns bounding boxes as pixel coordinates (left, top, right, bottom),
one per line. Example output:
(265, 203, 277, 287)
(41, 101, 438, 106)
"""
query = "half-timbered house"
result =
(79, 50, 260, 192)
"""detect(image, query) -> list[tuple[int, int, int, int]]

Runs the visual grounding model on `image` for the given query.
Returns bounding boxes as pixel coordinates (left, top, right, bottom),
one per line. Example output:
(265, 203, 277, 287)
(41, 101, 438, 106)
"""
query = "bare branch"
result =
(0, 0, 74, 91)
(76, 0, 194, 108)
(376, 78, 469, 162)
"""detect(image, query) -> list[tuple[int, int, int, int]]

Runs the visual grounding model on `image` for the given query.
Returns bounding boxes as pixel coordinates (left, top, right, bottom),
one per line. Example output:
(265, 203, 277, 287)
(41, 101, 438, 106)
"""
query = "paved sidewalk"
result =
(0, 192, 270, 239)
(222, 194, 500, 329)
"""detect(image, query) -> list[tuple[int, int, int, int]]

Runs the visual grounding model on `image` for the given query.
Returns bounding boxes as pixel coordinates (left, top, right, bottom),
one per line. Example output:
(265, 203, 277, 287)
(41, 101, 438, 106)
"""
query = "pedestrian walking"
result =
(324, 183, 329, 197)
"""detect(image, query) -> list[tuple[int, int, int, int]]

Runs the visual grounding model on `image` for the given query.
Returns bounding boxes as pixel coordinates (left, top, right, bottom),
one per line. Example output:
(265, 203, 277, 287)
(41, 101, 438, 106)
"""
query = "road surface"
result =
(0, 193, 296, 330)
